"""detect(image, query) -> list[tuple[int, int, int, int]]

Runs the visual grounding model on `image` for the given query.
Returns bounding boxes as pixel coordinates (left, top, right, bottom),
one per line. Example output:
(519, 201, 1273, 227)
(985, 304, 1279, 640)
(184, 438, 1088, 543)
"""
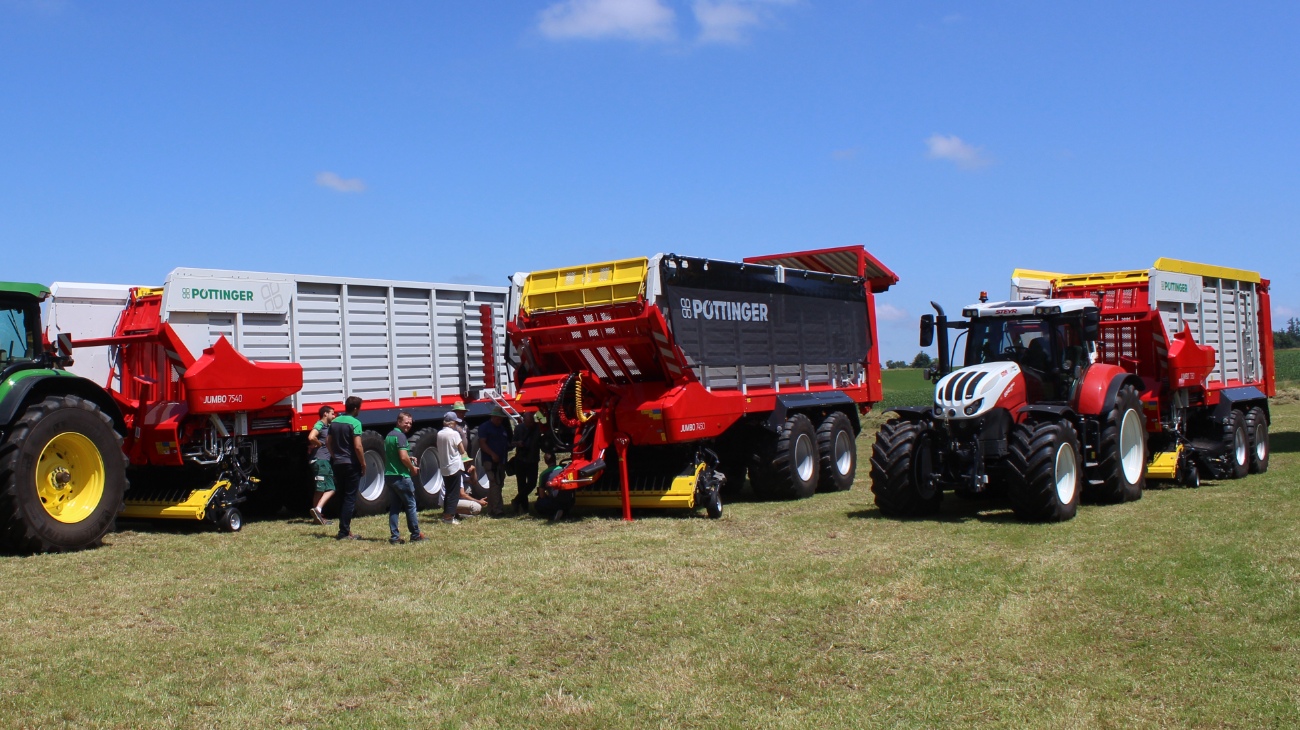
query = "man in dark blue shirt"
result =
(476, 407, 513, 517)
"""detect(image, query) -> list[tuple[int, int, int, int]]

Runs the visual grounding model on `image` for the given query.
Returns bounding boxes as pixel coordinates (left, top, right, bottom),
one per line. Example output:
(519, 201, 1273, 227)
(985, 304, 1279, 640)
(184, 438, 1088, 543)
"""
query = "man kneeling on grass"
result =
(385, 412, 426, 545)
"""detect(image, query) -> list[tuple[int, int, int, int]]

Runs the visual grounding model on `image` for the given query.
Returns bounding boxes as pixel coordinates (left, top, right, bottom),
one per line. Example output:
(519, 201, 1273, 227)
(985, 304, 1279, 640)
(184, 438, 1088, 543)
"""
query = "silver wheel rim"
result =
(795, 433, 815, 482)
(362, 452, 386, 500)
(1119, 409, 1144, 484)
(418, 447, 443, 495)
(1234, 426, 1247, 467)
(1054, 441, 1078, 505)
(834, 430, 854, 476)
(1254, 424, 1267, 462)
(229, 511, 241, 531)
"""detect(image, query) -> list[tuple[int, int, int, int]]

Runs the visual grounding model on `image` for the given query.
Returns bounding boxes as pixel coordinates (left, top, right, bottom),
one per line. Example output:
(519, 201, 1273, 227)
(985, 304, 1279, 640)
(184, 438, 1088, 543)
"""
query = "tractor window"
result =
(0, 302, 36, 365)
(965, 318, 1052, 369)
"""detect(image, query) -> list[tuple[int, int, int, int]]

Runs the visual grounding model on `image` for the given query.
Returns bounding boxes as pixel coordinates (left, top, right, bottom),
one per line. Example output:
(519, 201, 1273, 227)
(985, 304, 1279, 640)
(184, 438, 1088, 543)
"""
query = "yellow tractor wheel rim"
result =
(36, 432, 106, 524)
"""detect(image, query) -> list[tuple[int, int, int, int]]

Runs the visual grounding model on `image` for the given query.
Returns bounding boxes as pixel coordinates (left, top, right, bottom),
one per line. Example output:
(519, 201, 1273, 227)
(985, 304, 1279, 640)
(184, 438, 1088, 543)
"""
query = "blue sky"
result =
(2, 1, 1297, 361)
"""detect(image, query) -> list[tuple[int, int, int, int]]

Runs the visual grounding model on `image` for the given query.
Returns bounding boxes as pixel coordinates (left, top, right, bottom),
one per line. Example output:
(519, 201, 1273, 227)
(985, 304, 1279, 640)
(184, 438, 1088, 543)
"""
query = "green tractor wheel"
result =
(0, 395, 128, 553)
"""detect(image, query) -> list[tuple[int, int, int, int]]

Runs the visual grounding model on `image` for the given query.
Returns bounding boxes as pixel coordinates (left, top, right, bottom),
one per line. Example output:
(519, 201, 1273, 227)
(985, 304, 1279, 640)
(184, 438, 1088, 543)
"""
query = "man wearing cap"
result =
(476, 407, 514, 517)
(437, 411, 471, 525)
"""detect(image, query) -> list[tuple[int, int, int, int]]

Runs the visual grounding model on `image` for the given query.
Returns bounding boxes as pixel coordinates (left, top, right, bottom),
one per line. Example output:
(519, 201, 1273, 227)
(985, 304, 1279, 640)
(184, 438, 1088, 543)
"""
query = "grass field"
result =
(1, 390, 1298, 726)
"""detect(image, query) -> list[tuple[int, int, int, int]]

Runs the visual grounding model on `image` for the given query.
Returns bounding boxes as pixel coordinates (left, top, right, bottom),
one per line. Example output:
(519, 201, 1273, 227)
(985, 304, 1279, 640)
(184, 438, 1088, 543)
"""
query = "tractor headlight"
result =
(964, 399, 984, 416)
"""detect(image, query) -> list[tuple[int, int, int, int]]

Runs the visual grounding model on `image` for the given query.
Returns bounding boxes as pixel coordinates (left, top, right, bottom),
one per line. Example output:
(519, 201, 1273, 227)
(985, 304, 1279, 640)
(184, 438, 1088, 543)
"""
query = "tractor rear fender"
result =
(764, 391, 861, 434)
(883, 406, 933, 424)
(1075, 365, 1144, 418)
(1212, 386, 1269, 424)
(1017, 404, 1077, 422)
(0, 372, 126, 435)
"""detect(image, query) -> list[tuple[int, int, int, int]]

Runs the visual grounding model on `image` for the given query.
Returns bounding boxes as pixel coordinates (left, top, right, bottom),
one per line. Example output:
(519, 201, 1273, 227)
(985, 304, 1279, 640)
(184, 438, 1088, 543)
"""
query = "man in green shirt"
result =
(385, 412, 424, 545)
(325, 396, 366, 540)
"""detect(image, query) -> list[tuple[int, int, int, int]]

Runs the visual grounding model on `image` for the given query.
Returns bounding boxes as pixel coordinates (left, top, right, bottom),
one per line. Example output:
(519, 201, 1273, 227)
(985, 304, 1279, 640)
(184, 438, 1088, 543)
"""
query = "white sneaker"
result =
(311, 507, 327, 525)
(441, 517, 461, 526)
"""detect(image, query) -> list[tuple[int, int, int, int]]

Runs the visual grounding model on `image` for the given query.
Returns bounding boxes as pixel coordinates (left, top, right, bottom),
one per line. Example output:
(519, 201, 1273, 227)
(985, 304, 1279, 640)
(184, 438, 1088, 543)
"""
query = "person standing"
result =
(476, 407, 514, 517)
(326, 396, 365, 540)
(437, 412, 470, 525)
(385, 412, 425, 545)
(511, 411, 541, 515)
(308, 405, 337, 525)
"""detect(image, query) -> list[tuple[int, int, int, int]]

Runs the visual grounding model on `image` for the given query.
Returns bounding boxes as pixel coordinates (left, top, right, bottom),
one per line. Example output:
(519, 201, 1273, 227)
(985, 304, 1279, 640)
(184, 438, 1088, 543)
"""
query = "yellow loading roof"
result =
(521, 257, 648, 314)
(1013, 258, 1262, 290)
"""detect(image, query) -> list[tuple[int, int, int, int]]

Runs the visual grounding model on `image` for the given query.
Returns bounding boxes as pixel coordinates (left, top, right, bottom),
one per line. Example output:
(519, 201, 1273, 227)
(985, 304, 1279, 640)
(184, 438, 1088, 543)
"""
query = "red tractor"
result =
(872, 258, 1273, 522)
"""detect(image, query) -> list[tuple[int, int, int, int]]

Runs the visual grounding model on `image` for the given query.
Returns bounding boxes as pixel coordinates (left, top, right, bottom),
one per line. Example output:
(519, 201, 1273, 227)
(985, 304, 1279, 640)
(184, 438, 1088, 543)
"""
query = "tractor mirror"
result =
(919, 315, 935, 348)
(1082, 310, 1100, 340)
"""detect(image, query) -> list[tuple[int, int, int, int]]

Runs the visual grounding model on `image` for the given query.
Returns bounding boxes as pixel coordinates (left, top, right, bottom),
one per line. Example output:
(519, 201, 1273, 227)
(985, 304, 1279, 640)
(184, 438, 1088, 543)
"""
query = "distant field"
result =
(878, 367, 933, 409)
(1276, 347, 1300, 385)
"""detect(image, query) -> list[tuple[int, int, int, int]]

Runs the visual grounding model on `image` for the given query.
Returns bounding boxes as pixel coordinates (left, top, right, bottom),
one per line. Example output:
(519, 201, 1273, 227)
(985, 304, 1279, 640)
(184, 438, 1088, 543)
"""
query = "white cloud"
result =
(315, 171, 366, 193)
(925, 134, 992, 170)
(876, 303, 910, 323)
(693, 0, 796, 44)
(694, 1, 759, 43)
(538, 0, 676, 41)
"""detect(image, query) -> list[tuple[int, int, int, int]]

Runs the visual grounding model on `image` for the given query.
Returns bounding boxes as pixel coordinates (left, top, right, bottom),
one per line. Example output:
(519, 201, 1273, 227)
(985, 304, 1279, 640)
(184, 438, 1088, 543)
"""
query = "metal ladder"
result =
(480, 388, 522, 424)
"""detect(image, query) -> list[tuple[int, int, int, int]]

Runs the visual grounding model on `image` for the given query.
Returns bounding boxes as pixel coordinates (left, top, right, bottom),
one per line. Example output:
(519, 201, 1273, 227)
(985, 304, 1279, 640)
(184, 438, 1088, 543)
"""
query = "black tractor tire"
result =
(1222, 410, 1249, 479)
(1007, 420, 1081, 522)
(1085, 383, 1146, 504)
(354, 430, 392, 515)
(765, 413, 819, 500)
(816, 411, 857, 492)
(1246, 406, 1270, 474)
(0, 395, 128, 553)
(409, 427, 446, 510)
(869, 419, 941, 517)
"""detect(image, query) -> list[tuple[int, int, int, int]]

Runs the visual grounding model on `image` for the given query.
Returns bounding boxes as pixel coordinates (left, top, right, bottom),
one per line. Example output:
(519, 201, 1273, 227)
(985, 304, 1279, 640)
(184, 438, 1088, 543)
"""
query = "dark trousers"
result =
(442, 471, 464, 518)
(334, 461, 362, 536)
(387, 475, 419, 539)
(515, 463, 539, 503)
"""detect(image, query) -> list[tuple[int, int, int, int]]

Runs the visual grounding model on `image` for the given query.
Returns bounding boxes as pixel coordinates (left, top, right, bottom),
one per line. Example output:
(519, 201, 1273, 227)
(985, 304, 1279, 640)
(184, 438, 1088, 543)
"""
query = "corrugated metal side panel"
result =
(295, 282, 345, 404)
(241, 313, 291, 362)
(1200, 278, 1261, 385)
(435, 291, 470, 397)
(344, 285, 392, 401)
(393, 288, 434, 400)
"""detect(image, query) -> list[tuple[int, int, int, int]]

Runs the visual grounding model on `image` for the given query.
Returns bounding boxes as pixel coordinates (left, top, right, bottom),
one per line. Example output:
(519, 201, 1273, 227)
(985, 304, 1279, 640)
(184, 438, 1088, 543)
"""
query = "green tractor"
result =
(0, 282, 127, 553)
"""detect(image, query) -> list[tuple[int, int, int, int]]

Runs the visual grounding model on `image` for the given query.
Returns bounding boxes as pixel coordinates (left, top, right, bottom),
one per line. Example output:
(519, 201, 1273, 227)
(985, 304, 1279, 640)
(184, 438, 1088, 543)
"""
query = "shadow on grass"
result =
(1271, 431, 1300, 454)
(847, 493, 1021, 524)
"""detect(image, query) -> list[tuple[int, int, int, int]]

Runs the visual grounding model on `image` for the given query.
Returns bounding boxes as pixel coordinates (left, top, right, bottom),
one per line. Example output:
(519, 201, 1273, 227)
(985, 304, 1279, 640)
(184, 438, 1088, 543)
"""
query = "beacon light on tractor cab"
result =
(872, 257, 1273, 522)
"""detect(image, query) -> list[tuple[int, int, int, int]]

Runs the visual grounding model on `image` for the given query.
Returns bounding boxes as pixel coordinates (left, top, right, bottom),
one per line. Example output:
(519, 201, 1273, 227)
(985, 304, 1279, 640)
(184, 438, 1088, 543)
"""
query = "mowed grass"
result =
(1, 405, 1299, 727)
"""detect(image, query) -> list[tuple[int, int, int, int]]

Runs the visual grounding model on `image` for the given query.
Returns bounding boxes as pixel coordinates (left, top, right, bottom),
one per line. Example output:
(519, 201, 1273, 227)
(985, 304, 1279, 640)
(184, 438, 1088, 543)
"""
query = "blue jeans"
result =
(442, 471, 465, 518)
(387, 475, 420, 539)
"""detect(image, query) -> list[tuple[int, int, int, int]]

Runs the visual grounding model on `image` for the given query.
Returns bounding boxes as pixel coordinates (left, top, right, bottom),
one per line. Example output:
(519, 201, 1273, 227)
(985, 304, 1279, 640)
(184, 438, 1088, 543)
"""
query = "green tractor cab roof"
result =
(0, 282, 51, 301)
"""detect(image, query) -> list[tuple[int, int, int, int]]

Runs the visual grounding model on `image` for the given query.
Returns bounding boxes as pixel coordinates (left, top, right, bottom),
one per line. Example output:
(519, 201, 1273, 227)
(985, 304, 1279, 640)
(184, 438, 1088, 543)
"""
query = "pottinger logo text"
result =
(1161, 281, 1190, 293)
(679, 298, 769, 321)
(182, 288, 256, 302)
